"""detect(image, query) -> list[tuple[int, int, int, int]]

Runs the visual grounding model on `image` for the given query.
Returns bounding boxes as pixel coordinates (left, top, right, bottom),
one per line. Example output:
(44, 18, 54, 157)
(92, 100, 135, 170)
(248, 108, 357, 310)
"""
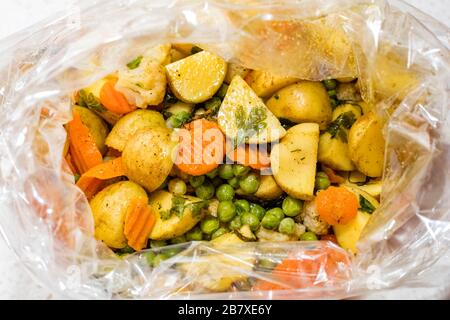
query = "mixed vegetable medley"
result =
(65, 43, 384, 270)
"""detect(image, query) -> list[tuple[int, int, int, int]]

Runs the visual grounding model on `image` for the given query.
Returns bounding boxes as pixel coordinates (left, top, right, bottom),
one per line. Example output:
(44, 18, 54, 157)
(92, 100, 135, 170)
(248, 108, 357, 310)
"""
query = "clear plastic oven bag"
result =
(0, 0, 449, 299)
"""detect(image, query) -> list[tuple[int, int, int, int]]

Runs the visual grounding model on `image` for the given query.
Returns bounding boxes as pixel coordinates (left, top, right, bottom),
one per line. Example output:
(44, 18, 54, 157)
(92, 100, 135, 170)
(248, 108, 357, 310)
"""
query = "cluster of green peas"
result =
(323, 79, 339, 108)
(146, 165, 332, 267)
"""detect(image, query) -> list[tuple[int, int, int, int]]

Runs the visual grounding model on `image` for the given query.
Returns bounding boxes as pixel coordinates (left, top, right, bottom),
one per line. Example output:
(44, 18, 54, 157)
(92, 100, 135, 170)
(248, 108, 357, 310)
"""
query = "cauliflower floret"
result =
(300, 200, 330, 235)
(116, 45, 171, 108)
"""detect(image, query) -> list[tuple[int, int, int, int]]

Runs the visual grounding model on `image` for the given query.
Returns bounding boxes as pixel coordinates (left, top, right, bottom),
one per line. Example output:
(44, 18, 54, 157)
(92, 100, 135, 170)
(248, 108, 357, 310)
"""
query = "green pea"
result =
(150, 240, 167, 248)
(315, 172, 331, 191)
(323, 79, 337, 90)
(219, 164, 234, 180)
(153, 253, 169, 267)
(206, 168, 219, 179)
(189, 175, 205, 188)
(195, 181, 215, 200)
(250, 203, 265, 221)
(300, 231, 318, 241)
(282, 196, 303, 217)
(168, 178, 187, 195)
(229, 216, 242, 230)
(166, 111, 191, 128)
(216, 83, 229, 99)
(261, 213, 281, 230)
(186, 227, 203, 241)
(240, 212, 260, 231)
(227, 176, 241, 189)
(204, 97, 222, 111)
(233, 164, 250, 177)
(145, 251, 156, 267)
(327, 89, 337, 97)
(235, 199, 250, 215)
(170, 235, 186, 245)
(218, 200, 236, 222)
(239, 173, 260, 194)
(216, 184, 235, 201)
(266, 208, 284, 221)
(200, 217, 220, 235)
(211, 227, 229, 240)
(278, 218, 295, 235)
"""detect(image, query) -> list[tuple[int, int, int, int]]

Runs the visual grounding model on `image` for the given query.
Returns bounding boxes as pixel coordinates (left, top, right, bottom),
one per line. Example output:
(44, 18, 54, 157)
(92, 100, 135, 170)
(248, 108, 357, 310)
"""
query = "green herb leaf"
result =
(234, 105, 267, 146)
(326, 111, 357, 141)
(171, 196, 187, 218)
(77, 89, 106, 113)
(359, 195, 375, 214)
(127, 55, 143, 70)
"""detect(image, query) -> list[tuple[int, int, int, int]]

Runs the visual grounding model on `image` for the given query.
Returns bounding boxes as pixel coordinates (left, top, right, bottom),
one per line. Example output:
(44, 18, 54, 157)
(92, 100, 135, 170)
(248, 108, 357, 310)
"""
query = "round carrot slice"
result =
(315, 186, 359, 225)
(176, 119, 225, 176)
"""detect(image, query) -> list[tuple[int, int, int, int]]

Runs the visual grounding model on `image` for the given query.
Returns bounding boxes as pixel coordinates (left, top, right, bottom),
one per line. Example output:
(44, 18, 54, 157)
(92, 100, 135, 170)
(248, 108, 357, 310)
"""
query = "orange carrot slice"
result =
(99, 80, 136, 114)
(124, 198, 156, 251)
(76, 157, 126, 200)
(176, 119, 225, 176)
(316, 186, 359, 225)
(68, 110, 103, 174)
(228, 143, 270, 170)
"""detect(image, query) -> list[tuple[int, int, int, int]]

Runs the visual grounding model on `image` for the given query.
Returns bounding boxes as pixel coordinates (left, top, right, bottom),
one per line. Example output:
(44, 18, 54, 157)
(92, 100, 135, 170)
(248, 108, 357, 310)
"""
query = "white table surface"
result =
(0, 0, 448, 299)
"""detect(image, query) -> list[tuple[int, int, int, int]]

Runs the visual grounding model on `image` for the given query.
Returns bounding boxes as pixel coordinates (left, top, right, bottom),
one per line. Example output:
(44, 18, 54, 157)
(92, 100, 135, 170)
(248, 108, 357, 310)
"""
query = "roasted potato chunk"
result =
(148, 190, 205, 240)
(266, 81, 332, 129)
(90, 181, 147, 249)
(165, 51, 227, 103)
(105, 109, 166, 152)
(348, 112, 385, 177)
(270, 123, 319, 201)
(244, 70, 298, 98)
(122, 127, 176, 192)
(218, 75, 286, 144)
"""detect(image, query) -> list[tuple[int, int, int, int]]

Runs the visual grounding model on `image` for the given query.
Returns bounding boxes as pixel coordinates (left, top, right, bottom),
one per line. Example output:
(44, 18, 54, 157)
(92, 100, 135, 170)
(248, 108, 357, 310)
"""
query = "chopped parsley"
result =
(359, 195, 375, 214)
(126, 55, 143, 69)
(234, 105, 267, 146)
(326, 111, 357, 142)
(77, 89, 106, 113)
(160, 197, 210, 220)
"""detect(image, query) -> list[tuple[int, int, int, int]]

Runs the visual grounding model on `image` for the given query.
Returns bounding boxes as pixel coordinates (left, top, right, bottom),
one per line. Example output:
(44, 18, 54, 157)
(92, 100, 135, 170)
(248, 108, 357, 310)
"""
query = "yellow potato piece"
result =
(348, 112, 385, 177)
(331, 103, 362, 121)
(148, 191, 204, 240)
(333, 184, 379, 253)
(245, 70, 298, 98)
(218, 75, 286, 144)
(318, 132, 355, 171)
(270, 123, 319, 201)
(105, 109, 166, 152)
(122, 127, 176, 192)
(90, 181, 147, 249)
(254, 175, 284, 200)
(165, 51, 227, 103)
(266, 81, 332, 129)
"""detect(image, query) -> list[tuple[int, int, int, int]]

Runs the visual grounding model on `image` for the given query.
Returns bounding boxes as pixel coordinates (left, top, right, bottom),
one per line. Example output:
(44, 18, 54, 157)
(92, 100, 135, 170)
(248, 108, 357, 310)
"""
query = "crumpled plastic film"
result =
(0, 0, 448, 299)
